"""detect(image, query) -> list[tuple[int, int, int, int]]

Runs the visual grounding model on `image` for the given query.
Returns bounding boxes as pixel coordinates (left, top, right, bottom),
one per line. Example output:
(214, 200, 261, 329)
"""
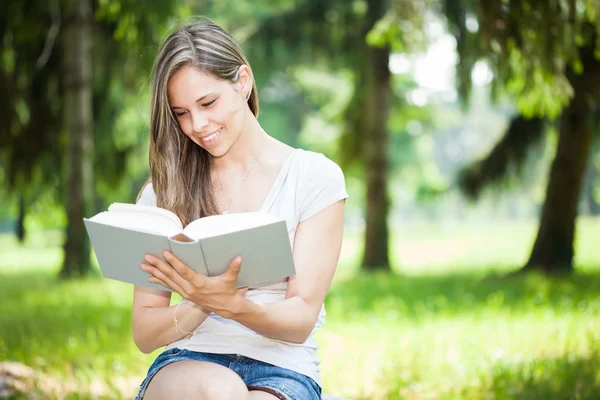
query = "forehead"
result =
(167, 66, 226, 105)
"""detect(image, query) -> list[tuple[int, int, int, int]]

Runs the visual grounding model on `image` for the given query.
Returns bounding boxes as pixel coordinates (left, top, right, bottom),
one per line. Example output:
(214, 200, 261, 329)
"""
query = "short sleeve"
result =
(136, 182, 157, 207)
(298, 153, 348, 222)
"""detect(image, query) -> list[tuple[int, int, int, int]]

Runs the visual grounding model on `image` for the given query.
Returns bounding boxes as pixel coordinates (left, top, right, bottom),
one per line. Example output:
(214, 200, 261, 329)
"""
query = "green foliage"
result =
(0, 0, 191, 218)
(245, 0, 437, 171)
(445, 0, 600, 118)
(367, 0, 436, 52)
(92, 0, 192, 190)
(443, 0, 481, 103)
(288, 61, 448, 203)
(0, 1, 63, 191)
(250, 0, 368, 68)
(291, 67, 353, 156)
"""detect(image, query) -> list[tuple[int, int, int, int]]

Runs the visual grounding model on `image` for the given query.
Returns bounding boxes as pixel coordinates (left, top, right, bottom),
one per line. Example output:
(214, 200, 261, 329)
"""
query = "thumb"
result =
(225, 256, 242, 279)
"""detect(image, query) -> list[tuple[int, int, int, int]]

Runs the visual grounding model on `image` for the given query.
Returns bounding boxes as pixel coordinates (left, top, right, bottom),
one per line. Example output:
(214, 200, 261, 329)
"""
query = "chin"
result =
(202, 143, 231, 159)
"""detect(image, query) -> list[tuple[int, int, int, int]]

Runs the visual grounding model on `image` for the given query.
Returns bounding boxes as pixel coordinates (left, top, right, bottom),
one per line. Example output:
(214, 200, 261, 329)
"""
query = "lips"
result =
(199, 128, 222, 145)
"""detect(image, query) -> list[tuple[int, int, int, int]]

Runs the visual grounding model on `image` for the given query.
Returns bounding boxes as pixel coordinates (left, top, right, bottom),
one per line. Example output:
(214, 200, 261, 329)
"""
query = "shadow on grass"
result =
(326, 269, 600, 321)
(372, 345, 600, 400)
(461, 351, 600, 400)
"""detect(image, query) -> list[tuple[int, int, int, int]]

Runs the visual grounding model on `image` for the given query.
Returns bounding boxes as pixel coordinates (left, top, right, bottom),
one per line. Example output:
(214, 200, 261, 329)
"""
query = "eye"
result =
(173, 110, 187, 117)
(202, 99, 217, 107)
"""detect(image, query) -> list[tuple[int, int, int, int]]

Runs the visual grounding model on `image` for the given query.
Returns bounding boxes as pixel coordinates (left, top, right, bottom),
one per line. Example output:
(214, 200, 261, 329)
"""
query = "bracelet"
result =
(173, 299, 197, 335)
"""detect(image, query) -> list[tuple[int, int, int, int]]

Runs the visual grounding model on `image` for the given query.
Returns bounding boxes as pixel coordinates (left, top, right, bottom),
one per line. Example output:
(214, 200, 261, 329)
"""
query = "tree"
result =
(0, 0, 188, 277)
(248, 0, 430, 271)
(0, 0, 64, 245)
(61, 0, 94, 277)
(445, 0, 600, 273)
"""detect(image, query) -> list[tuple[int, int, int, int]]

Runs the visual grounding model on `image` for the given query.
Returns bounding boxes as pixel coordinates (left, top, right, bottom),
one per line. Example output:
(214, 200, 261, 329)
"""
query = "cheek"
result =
(212, 105, 231, 123)
(220, 103, 244, 129)
(218, 96, 245, 119)
(176, 117, 192, 134)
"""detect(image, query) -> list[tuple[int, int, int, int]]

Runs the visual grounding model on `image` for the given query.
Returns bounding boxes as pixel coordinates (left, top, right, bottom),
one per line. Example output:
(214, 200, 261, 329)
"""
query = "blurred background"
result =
(1, 0, 599, 399)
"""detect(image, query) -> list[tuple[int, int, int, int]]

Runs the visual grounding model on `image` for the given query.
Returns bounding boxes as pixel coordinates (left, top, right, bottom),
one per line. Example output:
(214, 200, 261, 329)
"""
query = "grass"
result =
(321, 271, 600, 399)
(1, 217, 599, 399)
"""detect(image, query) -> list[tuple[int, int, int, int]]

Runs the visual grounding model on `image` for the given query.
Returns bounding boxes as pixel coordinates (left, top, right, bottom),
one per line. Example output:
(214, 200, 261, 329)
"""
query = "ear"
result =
(236, 64, 252, 99)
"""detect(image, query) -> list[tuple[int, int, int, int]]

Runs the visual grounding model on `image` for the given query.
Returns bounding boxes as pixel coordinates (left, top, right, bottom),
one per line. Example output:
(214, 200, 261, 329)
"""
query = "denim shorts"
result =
(135, 347, 322, 400)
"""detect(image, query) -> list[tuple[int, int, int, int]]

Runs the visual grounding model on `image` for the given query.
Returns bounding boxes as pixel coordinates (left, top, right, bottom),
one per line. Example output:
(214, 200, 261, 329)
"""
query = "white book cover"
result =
(83, 203, 295, 290)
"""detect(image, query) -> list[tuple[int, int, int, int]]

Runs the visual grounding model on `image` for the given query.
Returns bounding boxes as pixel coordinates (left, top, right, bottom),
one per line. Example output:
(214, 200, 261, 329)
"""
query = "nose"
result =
(191, 111, 209, 133)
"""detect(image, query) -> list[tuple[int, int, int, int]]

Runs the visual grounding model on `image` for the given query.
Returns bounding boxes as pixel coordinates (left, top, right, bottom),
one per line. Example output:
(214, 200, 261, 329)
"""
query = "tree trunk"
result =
(524, 39, 600, 274)
(583, 157, 600, 215)
(16, 194, 25, 243)
(361, 0, 391, 271)
(60, 0, 94, 278)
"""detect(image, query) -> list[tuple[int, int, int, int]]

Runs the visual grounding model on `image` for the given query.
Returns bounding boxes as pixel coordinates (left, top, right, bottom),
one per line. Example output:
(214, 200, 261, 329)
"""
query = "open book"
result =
(83, 203, 295, 291)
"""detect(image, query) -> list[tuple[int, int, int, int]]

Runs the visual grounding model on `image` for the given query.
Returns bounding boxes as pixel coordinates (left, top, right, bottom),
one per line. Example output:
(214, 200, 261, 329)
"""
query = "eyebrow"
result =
(170, 93, 215, 109)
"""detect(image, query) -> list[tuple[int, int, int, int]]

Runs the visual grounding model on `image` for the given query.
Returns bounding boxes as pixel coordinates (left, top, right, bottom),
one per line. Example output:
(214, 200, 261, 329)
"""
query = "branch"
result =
(458, 115, 545, 200)
(36, 0, 61, 69)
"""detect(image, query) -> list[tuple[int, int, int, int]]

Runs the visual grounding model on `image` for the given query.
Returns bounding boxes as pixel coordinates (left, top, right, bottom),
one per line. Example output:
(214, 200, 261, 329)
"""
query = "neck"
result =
(213, 117, 267, 171)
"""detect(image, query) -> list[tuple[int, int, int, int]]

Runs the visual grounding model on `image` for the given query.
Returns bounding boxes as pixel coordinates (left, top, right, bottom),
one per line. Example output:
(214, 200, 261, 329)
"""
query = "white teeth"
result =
(201, 128, 221, 142)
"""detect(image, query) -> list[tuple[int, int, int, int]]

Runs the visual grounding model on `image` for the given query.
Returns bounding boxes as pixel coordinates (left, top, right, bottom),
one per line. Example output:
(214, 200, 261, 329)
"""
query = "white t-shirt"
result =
(137, 148, 348, 386)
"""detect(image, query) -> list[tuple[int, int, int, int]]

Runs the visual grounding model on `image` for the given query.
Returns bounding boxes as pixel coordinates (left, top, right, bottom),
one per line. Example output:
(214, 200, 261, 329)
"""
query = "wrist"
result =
(173, 300, 199, 336)
(181, 298, 209, 315)
(232, 297, 264, 320)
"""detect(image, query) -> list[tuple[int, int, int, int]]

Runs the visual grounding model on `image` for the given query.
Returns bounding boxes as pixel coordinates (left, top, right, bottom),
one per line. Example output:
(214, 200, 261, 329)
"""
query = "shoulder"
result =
(295, 149, 345, 182)
(136, 182, 157, 206)
(294, 149, 348, 221)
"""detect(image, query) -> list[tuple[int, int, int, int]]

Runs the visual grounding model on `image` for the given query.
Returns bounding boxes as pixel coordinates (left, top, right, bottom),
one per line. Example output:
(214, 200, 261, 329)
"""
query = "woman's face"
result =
(167, 65, 250, 157)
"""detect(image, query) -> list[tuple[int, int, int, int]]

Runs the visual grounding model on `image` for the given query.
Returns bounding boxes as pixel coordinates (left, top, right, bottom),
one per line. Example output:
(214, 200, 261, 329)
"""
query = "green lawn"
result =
(1, 217, 599, 399)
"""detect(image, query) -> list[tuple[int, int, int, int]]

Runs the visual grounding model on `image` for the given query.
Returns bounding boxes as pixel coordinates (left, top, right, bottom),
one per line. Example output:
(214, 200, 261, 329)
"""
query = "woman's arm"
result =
(141, 199, 345, 344)
(231, 200, 345, 343)
(131, 286, 210, 354)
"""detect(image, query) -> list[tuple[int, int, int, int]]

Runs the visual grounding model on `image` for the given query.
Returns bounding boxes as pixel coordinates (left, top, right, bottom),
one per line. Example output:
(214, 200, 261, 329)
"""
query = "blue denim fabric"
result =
(135, 348, 322, 400)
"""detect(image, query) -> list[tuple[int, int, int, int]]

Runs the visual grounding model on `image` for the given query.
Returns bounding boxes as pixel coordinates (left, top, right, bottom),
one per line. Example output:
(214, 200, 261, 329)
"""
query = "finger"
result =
(163, 251, 199, 281)
(147, 275, 186, 295)
(237, 286, 249, 296)
(163, 251, 210, 291)
(148, 276, 168, 288)
(144, 254, 193, 293)
(142, 263, 187, 294)
(223, 256, 242, 280)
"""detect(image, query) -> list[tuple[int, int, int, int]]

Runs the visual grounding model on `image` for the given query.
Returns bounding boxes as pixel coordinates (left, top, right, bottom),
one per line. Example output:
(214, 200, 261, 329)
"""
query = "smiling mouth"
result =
(200, 128, 222, 143)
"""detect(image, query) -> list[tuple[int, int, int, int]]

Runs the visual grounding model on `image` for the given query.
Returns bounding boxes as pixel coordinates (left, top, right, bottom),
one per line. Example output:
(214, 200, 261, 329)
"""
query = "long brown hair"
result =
(143, 18, 259, 225)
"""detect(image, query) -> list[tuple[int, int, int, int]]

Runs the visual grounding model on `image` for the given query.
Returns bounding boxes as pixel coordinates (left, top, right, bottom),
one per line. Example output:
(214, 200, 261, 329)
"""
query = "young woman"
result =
(133, 18, 348, 400)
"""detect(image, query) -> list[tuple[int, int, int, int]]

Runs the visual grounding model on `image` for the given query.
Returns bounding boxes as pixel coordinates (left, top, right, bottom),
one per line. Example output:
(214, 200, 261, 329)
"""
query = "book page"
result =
(108, 203, 183, 230)
(90, 209, 182, 237)
(183, 211, 279, 240)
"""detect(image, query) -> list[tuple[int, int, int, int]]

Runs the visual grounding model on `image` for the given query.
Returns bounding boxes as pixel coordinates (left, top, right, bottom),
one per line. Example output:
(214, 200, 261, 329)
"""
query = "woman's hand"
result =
(140, 251, 249, 319)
